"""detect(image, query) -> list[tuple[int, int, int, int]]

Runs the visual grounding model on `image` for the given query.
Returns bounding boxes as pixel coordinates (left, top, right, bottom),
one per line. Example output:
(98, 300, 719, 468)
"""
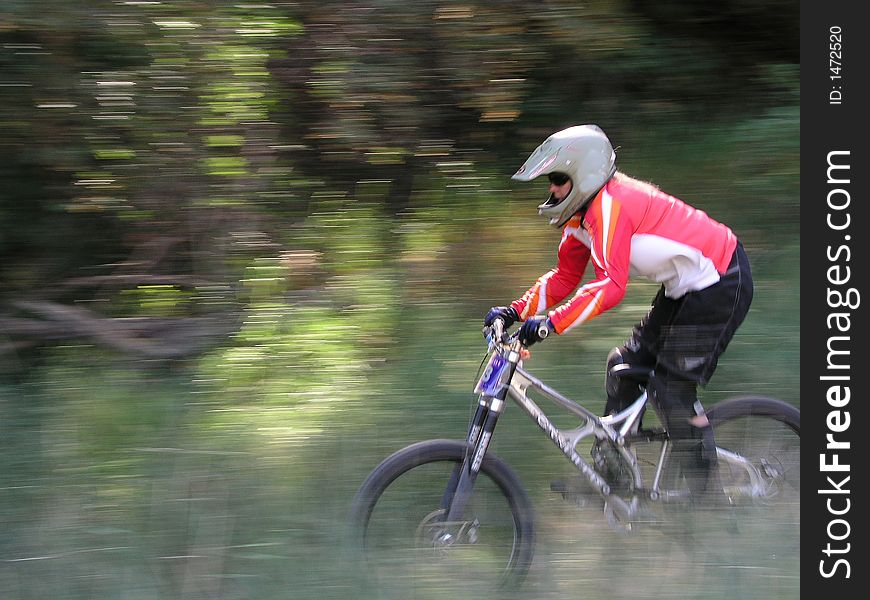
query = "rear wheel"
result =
(706, 396, 800, 504)
(704, 396, 800, 582)
(348, 439, 535, 596)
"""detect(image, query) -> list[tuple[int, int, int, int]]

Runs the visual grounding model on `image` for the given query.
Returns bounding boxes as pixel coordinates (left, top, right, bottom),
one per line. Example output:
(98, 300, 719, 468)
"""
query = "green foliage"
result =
(120, 285, 194, 317)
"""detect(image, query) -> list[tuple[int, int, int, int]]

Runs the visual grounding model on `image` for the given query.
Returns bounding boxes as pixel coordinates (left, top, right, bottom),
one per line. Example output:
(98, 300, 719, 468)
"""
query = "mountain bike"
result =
(348, 319, 800, 592)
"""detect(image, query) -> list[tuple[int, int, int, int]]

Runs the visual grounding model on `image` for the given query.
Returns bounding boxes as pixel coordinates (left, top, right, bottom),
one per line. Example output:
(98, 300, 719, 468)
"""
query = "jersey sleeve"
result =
(510, 218, 591, 320)
(547, 194, 631, 334)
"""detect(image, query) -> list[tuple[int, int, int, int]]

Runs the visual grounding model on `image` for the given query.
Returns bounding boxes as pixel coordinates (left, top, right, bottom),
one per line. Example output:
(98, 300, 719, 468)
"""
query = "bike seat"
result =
(608, 363, 652, 383)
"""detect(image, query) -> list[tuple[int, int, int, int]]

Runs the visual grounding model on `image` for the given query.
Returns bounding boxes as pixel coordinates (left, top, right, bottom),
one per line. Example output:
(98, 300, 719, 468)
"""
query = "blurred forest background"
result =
(1, 1, 798, 599)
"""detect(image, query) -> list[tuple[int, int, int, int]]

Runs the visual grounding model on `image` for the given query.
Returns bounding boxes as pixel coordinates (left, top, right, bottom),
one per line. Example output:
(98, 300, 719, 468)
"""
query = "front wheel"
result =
(348, 439, 535, 595)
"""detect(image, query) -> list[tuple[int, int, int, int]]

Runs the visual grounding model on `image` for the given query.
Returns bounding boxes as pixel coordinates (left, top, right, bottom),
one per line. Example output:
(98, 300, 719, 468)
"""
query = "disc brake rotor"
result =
(415, 509, 480, 550)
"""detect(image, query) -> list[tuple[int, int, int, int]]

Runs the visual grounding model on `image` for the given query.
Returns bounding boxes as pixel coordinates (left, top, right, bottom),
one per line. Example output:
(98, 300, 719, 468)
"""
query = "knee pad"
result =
(605, 347, 626, 399)
(604, 346, 645, 416)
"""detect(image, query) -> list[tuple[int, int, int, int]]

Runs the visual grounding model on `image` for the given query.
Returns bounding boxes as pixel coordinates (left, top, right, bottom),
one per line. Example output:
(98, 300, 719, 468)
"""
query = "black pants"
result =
(606, 242, 753, 494)
(637, 242, 753, 385)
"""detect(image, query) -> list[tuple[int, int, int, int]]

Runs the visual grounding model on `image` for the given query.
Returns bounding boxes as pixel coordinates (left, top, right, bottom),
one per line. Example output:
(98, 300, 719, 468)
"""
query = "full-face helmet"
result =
(512, 124, 616, 227)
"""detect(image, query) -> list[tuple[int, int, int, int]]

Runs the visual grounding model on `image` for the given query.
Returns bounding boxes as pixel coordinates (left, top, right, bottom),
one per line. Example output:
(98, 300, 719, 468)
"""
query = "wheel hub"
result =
(416, 509, 480, 550)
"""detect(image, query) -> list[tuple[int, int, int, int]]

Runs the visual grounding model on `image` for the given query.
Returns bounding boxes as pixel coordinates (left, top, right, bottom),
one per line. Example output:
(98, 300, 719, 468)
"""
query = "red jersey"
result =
(511, 174, 738, 334)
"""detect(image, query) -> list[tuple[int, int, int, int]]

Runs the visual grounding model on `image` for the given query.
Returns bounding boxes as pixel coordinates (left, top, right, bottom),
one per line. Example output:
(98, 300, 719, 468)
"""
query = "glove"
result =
(484, 306, 519, 328)
(518, 316, 554, 347)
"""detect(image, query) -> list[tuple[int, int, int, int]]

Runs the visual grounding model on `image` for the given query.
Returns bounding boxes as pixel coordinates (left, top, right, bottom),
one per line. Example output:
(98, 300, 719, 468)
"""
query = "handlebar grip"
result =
(492, 318, 505, 341)
(482, 317, 507, 345)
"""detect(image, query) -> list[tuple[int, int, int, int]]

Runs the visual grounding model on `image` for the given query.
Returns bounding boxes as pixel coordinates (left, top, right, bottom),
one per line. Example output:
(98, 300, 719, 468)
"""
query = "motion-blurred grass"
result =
(1, 138, 798, 600)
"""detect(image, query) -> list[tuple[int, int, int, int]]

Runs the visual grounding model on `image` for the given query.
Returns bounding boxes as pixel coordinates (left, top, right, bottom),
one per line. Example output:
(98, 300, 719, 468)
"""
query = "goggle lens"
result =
(548, 172, 571, 186)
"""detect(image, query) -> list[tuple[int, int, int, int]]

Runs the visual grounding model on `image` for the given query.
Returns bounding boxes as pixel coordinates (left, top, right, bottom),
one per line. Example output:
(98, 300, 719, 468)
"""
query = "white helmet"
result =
(512, 124, 616, 227)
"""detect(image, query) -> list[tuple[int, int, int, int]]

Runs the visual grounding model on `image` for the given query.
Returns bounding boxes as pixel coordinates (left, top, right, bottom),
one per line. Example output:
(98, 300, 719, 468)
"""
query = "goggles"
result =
(547, 172, 571, 186)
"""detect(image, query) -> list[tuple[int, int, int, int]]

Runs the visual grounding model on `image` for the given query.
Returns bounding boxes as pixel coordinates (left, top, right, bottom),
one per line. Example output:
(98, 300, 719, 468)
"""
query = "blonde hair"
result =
(613, 171, 661, 193)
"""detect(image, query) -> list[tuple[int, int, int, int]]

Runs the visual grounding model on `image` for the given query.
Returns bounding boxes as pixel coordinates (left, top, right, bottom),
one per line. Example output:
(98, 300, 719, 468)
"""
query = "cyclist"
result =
(484, 124, 753, 501)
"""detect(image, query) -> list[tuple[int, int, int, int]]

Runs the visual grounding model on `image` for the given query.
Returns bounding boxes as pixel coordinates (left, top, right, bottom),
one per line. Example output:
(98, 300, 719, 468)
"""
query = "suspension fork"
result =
(443, 351, 519, 523)
(439, 398, 488, 510)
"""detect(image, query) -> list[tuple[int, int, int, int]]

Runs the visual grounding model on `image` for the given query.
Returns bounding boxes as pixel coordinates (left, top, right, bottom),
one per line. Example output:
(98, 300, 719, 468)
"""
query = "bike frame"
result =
(447, 352, 648, 524)
(508, 365, 651, 497)
(443, 328, 768, 527)
(445, 333, 645, 524)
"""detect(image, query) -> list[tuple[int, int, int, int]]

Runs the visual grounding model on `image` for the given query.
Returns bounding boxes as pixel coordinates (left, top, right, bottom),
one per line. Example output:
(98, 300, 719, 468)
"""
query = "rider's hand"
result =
(518, 316, 555, 347)
(484, 306, 519, 328)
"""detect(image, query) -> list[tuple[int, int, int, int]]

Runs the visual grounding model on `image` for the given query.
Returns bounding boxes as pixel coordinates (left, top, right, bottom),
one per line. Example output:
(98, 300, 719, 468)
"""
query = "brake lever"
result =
(486, 331, 506, 352)
(482, 326, 496, 352)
